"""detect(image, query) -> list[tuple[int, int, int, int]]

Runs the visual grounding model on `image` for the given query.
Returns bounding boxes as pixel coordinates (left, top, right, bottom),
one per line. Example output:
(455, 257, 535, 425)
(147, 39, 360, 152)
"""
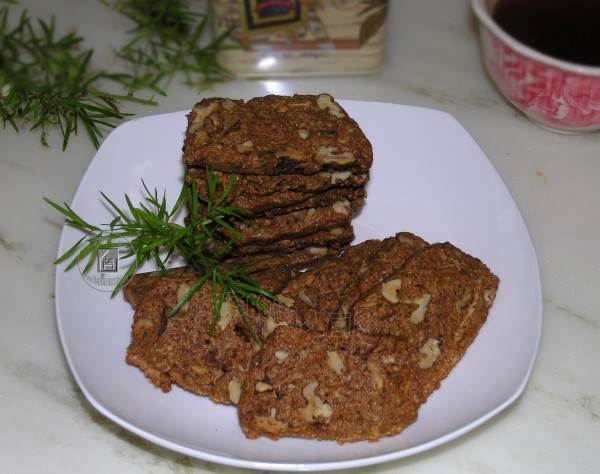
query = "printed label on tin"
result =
(212, 0, 389, 75)
(240, 0, 306, 35)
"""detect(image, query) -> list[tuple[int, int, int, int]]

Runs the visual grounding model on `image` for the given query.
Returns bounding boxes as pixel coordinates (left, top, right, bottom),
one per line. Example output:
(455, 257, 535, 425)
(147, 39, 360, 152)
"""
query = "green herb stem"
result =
(0, 6, 156, 149)
(104, 0, 234, 94)
(46, 167, 272, 343)
(1, 1, 233, 149)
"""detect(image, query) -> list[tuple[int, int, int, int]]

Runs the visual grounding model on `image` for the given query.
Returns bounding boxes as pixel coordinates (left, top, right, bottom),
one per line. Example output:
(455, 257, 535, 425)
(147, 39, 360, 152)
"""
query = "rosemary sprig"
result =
(104, 0, 235, 94)
(0, 7, 156, 149)
(45, 167, 273, 342)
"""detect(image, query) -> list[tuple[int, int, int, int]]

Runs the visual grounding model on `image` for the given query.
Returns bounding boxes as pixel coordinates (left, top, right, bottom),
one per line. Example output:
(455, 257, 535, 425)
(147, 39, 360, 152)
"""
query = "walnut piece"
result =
(275, 147, 306, 161)
(381, 279, 402, 303)
(332, 199, 351, 215)
(222, 99, 237, 110)
(326, 350, 344, 374)
(316, 93, 346, 118)
(455, 286, 473, 311)
(298, 289, 315, 308)
(255, 381, 273, 392)
(218, 299, 236, 330)
(274, 350, 289, 364)
(410, 294, 431, 324)
(265, 316, 288, 337)
(315, 146, 355, 165)
(176, 283, 192, 311)
(299, 382, 333, 422)
(255, 408, 288, 434)
(133, 318, 153, 331)
(397, 234, 414, 245)
(236, 140, 254, 153)
(367, 354, 384, 390)
(308, 246, 327, 256)
(483, 288, 497, 307)
(228, 380, 242, 404)
(188, 102, 218, 134)
(330, 170, 352, 183)
(418, 338, 441, 369)
(275, 294, 295, 308)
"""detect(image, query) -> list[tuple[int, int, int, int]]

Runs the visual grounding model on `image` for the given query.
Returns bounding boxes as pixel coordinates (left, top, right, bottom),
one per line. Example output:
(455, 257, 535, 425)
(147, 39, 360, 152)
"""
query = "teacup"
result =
(471, 0, 600, 134)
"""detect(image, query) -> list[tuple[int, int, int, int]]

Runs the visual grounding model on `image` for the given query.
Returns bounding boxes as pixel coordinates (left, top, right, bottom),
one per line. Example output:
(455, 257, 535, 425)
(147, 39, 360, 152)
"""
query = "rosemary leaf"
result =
(104, 0, 234, 93)
(0, 6, 156, 149)
(47, 167, 274, 342)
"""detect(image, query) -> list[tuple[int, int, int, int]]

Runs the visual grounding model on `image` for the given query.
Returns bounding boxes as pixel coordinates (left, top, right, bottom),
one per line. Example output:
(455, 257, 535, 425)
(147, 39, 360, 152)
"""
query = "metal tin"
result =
(211, 0, 389, 76)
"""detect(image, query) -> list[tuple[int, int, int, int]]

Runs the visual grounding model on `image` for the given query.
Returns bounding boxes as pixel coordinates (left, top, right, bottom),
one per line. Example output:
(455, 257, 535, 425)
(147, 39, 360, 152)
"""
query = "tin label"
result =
(212, 0, 389, 76)
(240, 0, 306, 34)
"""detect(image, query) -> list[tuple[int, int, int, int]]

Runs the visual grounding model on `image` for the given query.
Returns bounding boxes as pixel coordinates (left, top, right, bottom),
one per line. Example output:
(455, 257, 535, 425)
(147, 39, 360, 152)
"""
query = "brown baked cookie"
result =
(237, 326, 427, 443)
(187, 167, 369, 216)
(222, 245, 346, 272)
(123, 265, 294, 310)
(350, 242, 500, 394)
(274, 237, 389, 331)
(182, 94, 373, 175)
(272, 232, 427, 332)
(216, 225, 354, 257)
(337, 232, 429, 317)
(125, 276, 295, 404)
(122, 266, 197, 310)
(206, 197, 363, 246)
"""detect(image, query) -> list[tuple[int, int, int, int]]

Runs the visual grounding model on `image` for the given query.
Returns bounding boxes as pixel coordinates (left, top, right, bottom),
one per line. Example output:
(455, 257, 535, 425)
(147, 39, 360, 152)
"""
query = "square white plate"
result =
(55, 101, 542, 471)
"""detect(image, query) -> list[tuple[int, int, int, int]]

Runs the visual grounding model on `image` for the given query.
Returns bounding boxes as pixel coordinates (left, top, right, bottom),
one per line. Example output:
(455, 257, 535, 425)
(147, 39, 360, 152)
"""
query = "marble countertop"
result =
(1, 0, 598, 472)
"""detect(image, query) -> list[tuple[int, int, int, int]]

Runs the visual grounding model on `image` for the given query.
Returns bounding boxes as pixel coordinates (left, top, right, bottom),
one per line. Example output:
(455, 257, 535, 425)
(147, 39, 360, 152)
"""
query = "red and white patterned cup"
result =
(471, 0, 600, 133)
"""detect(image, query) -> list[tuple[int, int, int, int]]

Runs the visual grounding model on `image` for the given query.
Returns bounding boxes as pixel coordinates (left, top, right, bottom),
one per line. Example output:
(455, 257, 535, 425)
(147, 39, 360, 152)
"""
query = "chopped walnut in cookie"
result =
(300, 381, 333, 422)
(418, 339, 441, 369)
(317, 93, 346, 118)
(381, 279, 402, 303)
(326, 350, 345, 374)
(255, 408, 288, 435)
(410, 294, 431, 324)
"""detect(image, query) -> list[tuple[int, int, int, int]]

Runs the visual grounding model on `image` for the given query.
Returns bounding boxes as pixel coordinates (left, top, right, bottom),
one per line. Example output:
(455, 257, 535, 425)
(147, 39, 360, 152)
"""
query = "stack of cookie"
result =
(182, 93, 373, 268)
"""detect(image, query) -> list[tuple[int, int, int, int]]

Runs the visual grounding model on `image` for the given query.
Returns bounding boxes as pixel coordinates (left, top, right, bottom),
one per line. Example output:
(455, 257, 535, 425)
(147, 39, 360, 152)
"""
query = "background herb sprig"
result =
(45, 167, 273, 342)
(1, 1, 233, 149)
(0, 7, 156, 149)
(103, 0, 234, 95)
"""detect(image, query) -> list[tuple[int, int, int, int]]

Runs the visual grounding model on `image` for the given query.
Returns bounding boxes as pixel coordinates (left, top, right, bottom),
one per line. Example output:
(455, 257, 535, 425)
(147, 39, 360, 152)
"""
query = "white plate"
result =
(55, 101, 542, 471)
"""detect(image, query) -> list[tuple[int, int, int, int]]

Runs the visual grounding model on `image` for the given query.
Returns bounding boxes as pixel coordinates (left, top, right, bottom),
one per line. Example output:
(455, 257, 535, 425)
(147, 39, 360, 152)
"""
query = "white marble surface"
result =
(1, 0, 599, 472)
